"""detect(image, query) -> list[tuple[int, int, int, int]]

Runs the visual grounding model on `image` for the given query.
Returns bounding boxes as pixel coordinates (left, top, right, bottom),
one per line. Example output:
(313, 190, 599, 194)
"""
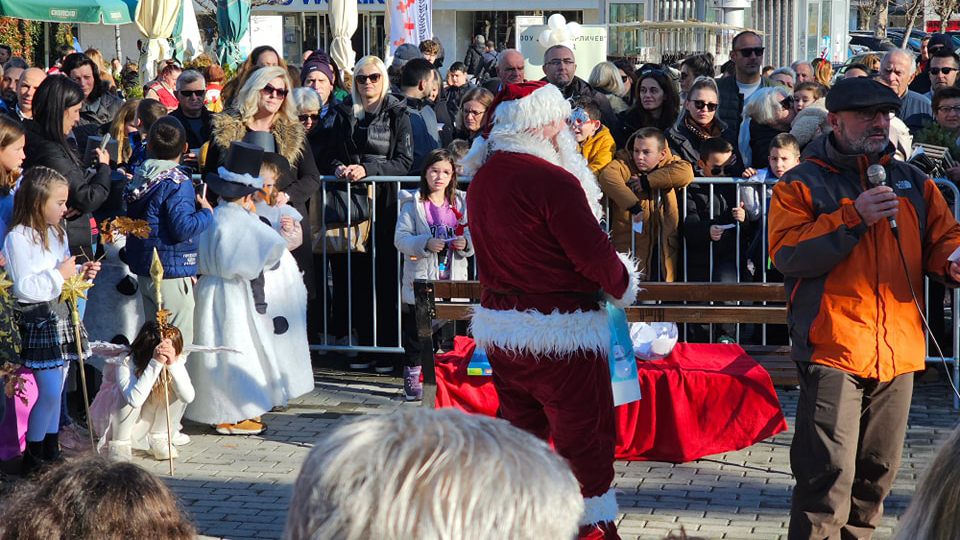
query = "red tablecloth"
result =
(434, 336, 787, 463)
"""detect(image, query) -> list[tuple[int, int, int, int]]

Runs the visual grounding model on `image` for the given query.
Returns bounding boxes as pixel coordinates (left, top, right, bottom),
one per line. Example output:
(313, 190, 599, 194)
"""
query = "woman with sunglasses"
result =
(324, 55, 413, 371)
(203, 66, 320, 299)
(439, 87, 494, 146)
(615, 68, 680, 148)
(666, 76, 740, 168)
(739, 86, 797, 169)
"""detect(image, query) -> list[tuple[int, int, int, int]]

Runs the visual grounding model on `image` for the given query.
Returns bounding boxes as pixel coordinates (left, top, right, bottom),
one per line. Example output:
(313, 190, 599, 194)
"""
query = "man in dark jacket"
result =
(400, 58, 440, 174)
(463, 35, 485, 78)
(541, 45, 619, 136)
(715, 31, 774, 130)
(169, 69, 214, 152)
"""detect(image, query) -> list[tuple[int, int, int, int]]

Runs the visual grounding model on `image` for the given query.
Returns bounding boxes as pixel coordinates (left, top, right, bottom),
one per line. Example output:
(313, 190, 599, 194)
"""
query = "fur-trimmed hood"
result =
(210, 108, 306, 166)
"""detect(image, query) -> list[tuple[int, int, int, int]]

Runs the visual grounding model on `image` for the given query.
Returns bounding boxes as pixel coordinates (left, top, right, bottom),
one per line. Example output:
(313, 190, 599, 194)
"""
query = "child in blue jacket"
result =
(123, 116, 213, 347)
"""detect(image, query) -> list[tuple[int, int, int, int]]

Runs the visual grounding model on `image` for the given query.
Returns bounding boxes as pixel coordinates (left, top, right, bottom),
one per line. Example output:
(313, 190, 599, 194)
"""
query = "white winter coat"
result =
(394, 189, 474, 305)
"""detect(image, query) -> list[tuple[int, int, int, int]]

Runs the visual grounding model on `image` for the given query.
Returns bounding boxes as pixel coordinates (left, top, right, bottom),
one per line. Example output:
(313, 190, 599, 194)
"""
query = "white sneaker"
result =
(172, 431, 191, 446)
(148, 435, 179, 460)
(107, 440, 133, 461)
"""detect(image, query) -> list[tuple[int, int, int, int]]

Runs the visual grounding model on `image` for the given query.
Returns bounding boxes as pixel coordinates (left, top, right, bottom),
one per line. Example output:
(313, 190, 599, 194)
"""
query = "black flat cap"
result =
(929, 33, 955, 52)
(825, 77, 902, 113)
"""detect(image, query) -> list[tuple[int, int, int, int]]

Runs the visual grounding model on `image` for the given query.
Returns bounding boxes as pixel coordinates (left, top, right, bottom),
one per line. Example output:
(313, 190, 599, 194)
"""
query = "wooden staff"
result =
(60, 274, 95, 449)
(150, 248, 175, 476)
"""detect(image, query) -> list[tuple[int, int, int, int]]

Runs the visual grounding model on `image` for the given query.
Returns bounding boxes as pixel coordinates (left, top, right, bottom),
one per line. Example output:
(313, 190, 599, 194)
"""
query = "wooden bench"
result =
(414, 280, 796, 406)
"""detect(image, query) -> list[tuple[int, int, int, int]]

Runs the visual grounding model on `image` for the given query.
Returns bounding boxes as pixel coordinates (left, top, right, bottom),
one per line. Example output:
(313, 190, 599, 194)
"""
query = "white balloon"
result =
(567, 22, 582, 38)
(539, 29, 554, 48)
(548, 13, 566, 30)
(553, 28, 570, 44)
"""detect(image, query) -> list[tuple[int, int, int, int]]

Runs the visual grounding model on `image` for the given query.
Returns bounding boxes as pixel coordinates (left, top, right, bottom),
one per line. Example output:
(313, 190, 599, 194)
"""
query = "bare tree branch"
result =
(932, 0, 960, 32)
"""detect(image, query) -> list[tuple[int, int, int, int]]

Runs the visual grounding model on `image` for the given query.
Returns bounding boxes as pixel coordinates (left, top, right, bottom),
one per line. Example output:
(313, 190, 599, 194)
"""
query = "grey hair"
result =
(743, 86, 790, 125)
(292, 87, 321, 113)
(544, 45, 574, 63)
(893, 424, 960, 540)
(236, 66, 298, 125)
(589, 61, 625, 97)
(175, 69, 205, 92)
(791, 60, 811, 73)
(475, 35, 485, 44)
(282, 408, 584, 540)
(883, 49, 917, 77)
(771, 66, 796, 80)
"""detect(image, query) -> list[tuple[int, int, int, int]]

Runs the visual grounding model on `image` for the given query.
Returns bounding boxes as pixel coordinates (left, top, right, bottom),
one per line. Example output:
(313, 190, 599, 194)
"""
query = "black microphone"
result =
(866, 164, 897, 234)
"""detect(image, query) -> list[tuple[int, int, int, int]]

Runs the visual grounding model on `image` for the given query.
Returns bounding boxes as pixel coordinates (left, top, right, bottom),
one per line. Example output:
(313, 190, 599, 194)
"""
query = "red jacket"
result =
(467, 150, 639, 357)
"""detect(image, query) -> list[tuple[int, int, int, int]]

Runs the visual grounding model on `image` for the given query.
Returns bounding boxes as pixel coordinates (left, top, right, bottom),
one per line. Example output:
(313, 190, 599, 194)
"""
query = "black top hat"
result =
(205, 142, 265, 199)
(242, 130, 276, 153)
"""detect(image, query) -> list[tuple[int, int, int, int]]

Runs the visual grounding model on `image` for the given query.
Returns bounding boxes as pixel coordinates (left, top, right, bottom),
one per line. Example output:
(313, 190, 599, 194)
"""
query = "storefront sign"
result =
(248, 15, 285, 58)
(518, 25, 607, 82)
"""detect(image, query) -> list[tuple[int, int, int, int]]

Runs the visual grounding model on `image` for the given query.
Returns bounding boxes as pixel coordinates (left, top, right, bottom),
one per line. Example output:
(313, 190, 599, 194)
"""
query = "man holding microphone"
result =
(769, 76, 960, 539)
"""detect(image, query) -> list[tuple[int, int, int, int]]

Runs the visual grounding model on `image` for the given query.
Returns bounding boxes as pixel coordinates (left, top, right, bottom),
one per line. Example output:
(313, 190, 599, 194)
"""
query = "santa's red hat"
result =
(481, 81, 572, 138)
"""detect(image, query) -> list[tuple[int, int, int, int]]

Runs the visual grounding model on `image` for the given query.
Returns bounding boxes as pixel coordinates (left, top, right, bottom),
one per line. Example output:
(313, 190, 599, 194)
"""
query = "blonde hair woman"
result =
(324, 55, 413, 370)
(201, 65, 320, 307)
(589, 61, 628, 113)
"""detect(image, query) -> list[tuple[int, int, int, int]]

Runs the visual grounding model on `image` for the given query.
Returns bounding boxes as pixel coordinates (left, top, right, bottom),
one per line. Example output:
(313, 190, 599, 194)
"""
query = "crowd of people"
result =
(0, 27, 957, 540)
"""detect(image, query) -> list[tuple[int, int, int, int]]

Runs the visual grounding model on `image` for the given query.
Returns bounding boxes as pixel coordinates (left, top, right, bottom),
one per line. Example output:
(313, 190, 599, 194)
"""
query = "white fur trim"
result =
(462, 131, 604, 222)
(580, 488, 619, 526)
(217, 166, 263, 189)
(604, 251, 642, 308)
(490, 84, 571, 136)
(469, 305, 610, 357)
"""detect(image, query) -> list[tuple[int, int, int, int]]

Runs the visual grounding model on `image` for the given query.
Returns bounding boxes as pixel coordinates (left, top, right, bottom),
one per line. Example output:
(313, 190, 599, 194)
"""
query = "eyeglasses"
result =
(299, 113, 320, 123)
(462, 108, 485, 117)
(850, 107, 897, 122)
(930, 67, 958, 75)
(355, 73, 382, 85)
(938, 105, 960, 115)
(260, 84, 289, 98)
(692, 100, 718, 111)
(545, 58, 576, 67)
(780, 95, 795, 110)
(178, 89, 205, 98)
(736, 47, 765, 57)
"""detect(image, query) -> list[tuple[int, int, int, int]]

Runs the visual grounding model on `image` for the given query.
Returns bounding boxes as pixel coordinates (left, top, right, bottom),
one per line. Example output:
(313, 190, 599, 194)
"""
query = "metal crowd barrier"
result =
(298, 174, 960, 406)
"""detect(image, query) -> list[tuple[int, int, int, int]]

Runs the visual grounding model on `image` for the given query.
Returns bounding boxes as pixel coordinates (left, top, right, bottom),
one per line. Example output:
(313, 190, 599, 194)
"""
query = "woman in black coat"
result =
(23, 76, 111, 262)
(323, 55, 413, 371)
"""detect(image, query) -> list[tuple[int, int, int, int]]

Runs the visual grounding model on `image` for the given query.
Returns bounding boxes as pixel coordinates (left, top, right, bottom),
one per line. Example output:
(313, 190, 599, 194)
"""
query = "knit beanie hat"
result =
(301, 49, 335, 86)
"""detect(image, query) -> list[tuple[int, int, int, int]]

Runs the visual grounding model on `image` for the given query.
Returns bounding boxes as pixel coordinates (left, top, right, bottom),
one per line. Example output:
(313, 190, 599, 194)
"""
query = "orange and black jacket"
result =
(769, 134, 960, 381)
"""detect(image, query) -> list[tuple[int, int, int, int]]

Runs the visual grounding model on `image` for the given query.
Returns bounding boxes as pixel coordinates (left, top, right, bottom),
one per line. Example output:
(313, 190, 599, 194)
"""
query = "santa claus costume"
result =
(462, 81, 640, 539)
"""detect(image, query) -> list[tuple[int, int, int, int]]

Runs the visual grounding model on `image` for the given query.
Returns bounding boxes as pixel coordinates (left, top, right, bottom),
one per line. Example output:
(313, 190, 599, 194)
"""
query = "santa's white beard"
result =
(461, 127, 605, 222)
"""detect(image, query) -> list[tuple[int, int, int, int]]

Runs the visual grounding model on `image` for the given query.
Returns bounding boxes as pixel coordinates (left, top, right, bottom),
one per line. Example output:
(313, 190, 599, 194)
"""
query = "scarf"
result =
(683, 113, 722, 142)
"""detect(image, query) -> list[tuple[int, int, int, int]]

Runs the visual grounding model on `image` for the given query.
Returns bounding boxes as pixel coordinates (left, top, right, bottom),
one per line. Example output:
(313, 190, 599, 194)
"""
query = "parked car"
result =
(831, 51, 887, 85)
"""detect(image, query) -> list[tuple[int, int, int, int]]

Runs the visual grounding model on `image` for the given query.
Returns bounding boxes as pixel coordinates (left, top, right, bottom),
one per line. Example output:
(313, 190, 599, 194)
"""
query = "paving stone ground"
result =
(25, 355, 960, 539)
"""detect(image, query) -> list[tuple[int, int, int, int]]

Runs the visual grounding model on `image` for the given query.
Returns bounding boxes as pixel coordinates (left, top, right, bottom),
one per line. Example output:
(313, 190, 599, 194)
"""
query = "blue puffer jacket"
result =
(123, 159, 213, 278)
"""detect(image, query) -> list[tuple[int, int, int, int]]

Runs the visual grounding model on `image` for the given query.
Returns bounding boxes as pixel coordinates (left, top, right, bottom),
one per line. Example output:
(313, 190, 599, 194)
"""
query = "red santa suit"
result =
(463, 82, 640, 539)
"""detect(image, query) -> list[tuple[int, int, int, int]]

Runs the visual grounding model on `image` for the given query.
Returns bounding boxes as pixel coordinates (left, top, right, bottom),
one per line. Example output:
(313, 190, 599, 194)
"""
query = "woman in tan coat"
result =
(598, 127, 693, 281)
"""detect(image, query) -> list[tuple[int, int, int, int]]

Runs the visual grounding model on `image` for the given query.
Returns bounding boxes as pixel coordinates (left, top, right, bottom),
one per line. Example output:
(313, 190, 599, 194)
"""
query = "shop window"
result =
(608, 2, 647, 56)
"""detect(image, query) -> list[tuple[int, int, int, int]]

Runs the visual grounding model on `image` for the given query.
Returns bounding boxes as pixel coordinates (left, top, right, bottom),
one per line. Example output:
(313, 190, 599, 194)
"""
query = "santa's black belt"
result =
(485, 288, 604, 303)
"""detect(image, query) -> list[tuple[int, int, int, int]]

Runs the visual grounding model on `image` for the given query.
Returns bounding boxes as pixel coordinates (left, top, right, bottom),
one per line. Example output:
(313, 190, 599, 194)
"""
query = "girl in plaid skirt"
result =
(2, 167, 100, 475)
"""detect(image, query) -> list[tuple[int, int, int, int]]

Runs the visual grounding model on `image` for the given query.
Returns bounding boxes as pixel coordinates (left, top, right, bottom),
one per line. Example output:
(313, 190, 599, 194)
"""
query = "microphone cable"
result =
(890, 221, 960, 401)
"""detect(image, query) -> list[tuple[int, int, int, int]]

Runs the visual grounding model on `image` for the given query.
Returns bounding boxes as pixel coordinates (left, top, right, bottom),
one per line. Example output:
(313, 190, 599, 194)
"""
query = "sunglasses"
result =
(178, 89, 205, 98)
(736, 47, 765, 57)
(355, 73, 382, 84)
(299, 113, 320, 123)
(260, 84, 289, 98)
(930, 67, 957, 75)
(709, 154, 739, 176)
(780, 95, 795, 110)
(692, 100, 718, 112)
(621, 75, 629, 82)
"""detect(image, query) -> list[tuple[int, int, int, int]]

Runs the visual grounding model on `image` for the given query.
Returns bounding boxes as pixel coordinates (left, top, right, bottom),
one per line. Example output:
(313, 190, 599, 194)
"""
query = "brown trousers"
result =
(788, 363, 914, 540)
